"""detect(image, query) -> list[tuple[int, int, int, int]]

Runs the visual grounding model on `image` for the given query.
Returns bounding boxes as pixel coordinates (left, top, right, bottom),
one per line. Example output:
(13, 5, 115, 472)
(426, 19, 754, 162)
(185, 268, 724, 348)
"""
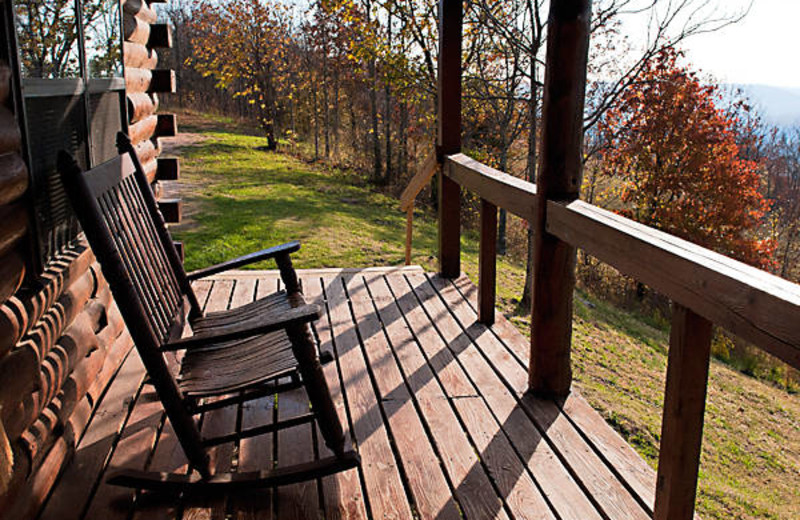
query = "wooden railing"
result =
(442, 152, 800, 520)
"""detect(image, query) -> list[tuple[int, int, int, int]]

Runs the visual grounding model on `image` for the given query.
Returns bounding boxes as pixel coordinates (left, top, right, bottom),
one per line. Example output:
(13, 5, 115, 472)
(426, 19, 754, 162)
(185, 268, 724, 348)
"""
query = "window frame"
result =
(8, 0, 128, 276)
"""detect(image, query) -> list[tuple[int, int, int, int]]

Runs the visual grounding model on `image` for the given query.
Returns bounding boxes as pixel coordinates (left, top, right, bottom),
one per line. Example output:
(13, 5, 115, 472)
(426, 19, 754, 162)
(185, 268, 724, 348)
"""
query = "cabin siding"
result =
(0, 1, 176, 516)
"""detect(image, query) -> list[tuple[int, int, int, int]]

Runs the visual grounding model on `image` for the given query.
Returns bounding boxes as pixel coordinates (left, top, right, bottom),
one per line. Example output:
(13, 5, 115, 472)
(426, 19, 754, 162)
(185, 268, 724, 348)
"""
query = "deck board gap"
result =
(400, 273, 552, 520)
(381, 274, 515, 520)
(341, 276, 422, 518)
(363, 274, 470, 520)
(319, 276, 377, 520)
(428, 273, 648, 520)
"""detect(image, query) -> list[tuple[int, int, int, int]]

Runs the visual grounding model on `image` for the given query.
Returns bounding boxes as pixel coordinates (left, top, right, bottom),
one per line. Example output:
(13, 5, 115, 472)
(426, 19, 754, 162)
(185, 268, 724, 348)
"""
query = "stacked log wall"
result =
(0, 0, 177, 516)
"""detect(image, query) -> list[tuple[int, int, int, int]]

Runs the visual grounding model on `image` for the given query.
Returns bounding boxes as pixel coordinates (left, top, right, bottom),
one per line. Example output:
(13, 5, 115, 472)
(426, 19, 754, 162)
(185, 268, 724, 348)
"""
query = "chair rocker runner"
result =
(56, 132, 359, 492)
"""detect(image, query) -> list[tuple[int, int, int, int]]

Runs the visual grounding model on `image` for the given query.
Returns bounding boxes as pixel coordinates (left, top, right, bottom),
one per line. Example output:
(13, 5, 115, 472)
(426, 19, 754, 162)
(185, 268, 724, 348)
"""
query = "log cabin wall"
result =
(0, 0, 177, 516)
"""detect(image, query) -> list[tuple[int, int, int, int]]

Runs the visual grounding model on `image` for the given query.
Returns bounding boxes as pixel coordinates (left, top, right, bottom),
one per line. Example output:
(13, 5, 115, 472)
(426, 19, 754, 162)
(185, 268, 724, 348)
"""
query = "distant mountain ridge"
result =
(725, 83, 800, 129)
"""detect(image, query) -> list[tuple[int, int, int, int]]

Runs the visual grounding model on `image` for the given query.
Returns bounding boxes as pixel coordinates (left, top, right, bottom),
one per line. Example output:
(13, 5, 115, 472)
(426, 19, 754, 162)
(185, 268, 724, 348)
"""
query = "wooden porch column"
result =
(529, 0, 591, 396)
(437, 0, 462, 279)
(654, 304, 713, 520)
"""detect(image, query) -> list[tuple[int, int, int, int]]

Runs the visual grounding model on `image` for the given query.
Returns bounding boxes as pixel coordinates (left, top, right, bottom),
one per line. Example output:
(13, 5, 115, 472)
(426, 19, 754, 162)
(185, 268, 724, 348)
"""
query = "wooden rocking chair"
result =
(55, 133, 358, 492)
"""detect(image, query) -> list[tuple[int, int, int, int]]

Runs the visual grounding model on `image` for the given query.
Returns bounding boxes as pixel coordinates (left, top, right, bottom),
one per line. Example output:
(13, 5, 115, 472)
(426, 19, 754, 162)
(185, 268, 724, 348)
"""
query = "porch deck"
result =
(38, 266, 657, 520)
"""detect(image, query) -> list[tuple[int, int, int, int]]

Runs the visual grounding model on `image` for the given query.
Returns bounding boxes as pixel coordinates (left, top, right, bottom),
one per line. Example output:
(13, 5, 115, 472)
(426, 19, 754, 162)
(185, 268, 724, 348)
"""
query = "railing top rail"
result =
(444, 154, 537, 221)
(443, 151, 800, 369)
(548, 199, 800, 369)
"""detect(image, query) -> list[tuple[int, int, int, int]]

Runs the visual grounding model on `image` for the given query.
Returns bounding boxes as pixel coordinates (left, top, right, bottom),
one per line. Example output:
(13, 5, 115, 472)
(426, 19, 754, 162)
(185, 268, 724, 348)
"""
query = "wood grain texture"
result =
(323, 275, 413, 520)
(528, 0, 592, 397)
(347, 274, 462, 520)
(654, 305, 712, 520)
(34, 270, 668, 520)
(0, 202, 27, 257)
(445, 154, 537, 222)
(123, 42, 158, 69)
(430, 274, 604, 519)
(0, 248, 24, 305)
(383, 273, 513, 519)
(122, 0, 157, 24)
(299, 274, 369, 520)
(548, 199, 800, 369)
(0, 152, 29, 205)
(128, 114, 158, 144)
(125, 67, 159, 94)
(123, 12, 150, 45)
(126, 92, 158, 123)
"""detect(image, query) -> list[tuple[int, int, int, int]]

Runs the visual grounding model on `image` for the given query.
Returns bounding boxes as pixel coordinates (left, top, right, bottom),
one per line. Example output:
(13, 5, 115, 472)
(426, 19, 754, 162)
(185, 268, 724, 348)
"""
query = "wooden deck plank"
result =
(409, 272, 594, 520)
(233, 276, 277, 519)
(439, 274, 651, 520)
(83, 382, 162, 519)
(208, 266, 424, 280)
(39, 269, 666, 520)
(373, 274, 511, 520)
(345, 274, 461, 520)
(300, 274, 369, 520)
(449, 274, 658, 510)
(383, 273, 547, 520)
(181, 278, 237, 519)
(130, 418, 185, 520)
(234, 393, 275, 520)
(425, 274, 603, 519)
(322, 275, 413, 520)
(275, 384, 319, 520)
(39, 349, 145, 520)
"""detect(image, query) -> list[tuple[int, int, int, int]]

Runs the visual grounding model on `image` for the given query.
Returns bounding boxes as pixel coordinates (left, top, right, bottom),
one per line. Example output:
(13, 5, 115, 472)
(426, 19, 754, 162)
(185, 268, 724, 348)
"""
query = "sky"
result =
(646, 0, 800, 88)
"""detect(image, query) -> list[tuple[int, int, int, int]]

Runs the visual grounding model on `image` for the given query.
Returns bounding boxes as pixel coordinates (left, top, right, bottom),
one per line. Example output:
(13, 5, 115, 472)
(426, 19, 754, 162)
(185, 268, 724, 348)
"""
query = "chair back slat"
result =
(115, 176, 183, 328)
(99, 183, 176, 341)
(121, 175, 185, 307)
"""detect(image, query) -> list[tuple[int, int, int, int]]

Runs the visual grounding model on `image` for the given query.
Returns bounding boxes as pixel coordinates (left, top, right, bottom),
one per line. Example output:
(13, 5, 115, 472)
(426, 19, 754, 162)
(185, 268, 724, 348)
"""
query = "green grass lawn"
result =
(169, 112, 799, 519)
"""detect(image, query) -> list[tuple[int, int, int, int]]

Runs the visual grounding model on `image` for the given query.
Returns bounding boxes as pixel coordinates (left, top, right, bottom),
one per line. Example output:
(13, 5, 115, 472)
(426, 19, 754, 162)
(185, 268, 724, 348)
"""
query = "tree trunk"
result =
(384, 14, 393, 185)
(521, 64, 539, 310)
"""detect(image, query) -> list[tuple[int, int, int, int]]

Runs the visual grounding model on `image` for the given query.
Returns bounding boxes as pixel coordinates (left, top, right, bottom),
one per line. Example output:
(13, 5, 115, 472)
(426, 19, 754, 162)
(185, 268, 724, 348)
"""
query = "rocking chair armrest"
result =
(163, 303, 321, 351)
(186, 241, 301, 281)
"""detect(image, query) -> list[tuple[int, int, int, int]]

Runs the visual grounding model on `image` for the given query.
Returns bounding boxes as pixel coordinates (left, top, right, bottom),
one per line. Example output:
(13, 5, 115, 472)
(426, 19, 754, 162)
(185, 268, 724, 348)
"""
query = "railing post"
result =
(437, 0, 462, 279)
(479, 199, 497, 324)
(654, 304, 712, 520)
(529, 0, 592, 396)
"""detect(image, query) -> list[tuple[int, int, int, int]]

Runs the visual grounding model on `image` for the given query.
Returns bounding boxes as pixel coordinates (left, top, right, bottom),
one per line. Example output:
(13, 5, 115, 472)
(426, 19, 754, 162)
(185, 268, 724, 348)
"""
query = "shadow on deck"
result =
(37, 266, 658, 520)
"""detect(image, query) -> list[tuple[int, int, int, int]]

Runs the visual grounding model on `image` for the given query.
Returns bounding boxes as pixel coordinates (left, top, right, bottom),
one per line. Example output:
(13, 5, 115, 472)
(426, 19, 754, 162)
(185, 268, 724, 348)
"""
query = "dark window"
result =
(13, 0, 125, 270)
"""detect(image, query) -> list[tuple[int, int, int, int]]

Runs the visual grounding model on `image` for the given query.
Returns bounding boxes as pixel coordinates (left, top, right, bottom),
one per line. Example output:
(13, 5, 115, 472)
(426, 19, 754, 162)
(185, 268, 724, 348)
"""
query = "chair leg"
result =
(287, 323, 346, 457)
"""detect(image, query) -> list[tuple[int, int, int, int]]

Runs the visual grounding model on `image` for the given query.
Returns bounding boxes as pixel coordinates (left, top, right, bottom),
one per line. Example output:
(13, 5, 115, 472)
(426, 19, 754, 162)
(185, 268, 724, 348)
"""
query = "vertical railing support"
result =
(529, 0, 592, 396)
(654, 304, 712, 520)
(478, 199, 497, 324)
(437, 0, 462, 279)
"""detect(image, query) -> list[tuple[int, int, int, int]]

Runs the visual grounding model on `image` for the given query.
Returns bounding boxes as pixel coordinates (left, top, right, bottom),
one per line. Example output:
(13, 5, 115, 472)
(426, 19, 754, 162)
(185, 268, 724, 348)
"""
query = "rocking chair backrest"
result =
(58, 144, 211, 476)
(71, 153, 183, 342)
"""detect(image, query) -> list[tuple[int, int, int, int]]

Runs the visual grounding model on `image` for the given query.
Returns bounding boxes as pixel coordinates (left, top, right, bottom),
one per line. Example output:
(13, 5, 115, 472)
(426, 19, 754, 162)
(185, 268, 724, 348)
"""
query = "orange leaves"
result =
(599, 48, 774, 269)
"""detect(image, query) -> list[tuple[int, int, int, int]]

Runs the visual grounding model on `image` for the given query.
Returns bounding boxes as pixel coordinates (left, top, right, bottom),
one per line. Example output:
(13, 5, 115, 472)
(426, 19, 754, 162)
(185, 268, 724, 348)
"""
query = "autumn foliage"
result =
(599, 49, 775, 268)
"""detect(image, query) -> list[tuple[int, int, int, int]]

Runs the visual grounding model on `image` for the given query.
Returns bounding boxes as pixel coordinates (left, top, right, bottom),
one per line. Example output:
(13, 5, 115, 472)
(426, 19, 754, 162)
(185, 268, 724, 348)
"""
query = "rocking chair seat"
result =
(178, 290, 309, 396)
(179, 329, 297, 396)
(190, 290, 298, 336)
